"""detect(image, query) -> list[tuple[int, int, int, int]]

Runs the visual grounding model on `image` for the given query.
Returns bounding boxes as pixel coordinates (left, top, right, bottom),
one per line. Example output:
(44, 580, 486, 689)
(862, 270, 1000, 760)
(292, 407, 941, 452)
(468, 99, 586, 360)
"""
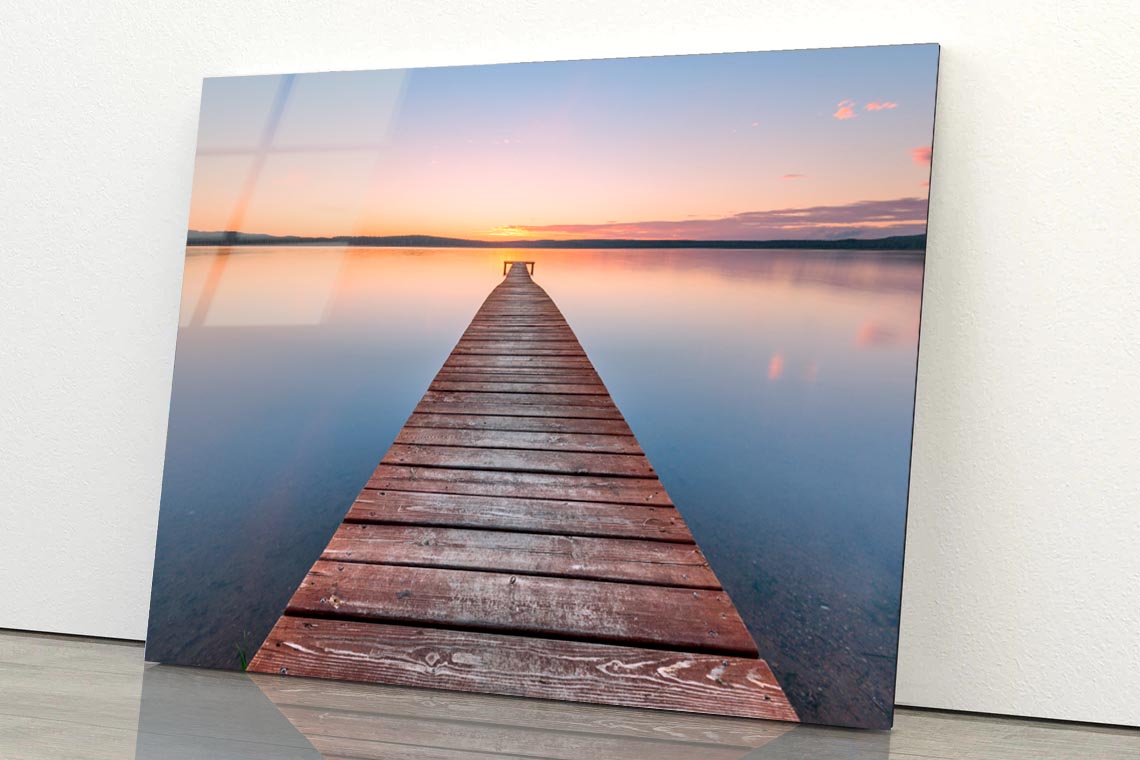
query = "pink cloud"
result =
(865, 101, 898, 111)
(833, 100, 857, 120)
(781, 173, 806, 179)
(910, 146, 933, 165)
(768, 354, 785, 380)
(510, 196, 929, 241)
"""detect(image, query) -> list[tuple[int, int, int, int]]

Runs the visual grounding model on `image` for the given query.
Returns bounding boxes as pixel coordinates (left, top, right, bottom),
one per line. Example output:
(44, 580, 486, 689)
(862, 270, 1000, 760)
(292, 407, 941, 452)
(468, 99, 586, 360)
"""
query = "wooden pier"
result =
(249, 262, 797, 722)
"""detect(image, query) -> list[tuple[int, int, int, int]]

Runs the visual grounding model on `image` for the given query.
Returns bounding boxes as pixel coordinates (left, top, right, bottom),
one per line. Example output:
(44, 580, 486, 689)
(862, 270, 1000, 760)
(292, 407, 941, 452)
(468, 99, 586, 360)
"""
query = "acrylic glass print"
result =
(148, 44, 939, 730)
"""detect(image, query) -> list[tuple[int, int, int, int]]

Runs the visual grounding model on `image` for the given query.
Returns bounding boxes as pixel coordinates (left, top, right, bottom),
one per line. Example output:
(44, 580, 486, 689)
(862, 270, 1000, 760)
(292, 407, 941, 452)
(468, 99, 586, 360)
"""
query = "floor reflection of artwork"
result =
(251, 673, 795, 760)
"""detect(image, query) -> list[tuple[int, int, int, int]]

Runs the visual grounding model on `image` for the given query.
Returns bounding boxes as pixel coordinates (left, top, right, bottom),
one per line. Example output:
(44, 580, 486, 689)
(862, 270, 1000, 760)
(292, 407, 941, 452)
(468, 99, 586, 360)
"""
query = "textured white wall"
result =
(1, 0, 1137, 728)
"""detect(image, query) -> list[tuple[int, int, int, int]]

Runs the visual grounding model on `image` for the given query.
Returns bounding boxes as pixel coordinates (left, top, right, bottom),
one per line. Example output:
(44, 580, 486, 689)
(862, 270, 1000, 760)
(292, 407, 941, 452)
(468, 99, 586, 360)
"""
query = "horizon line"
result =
(186, 229, 927, 251)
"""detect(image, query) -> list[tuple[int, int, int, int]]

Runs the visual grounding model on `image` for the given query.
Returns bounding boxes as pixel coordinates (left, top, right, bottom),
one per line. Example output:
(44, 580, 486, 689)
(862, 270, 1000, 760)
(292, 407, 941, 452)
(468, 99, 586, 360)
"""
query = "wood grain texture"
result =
(460, 329, 578, 338)
(382, 444, 656, 478)
(322, 524, 719, 587)
(346, 491, 693, 542)
(420, 391, 616, 408)
(429, 380, 608, 395)
(286, 561, 758, 656)
(249, 619, 795, 721)
(403, 413, 632, 436)
(442, 355, 595, 369)
(415, 399, 625, 420)
(451, 344, 587, 357)
(395, 427, 644, 454)
(434, 369, 598, 382)
(366, 465, 673, 505)
(432, 369, 603, 382)
(458, 334, 580, 343)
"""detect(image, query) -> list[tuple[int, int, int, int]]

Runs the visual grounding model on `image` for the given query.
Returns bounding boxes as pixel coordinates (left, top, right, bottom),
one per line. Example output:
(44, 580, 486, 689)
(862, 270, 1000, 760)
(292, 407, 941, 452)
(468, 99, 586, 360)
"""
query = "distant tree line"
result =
(186, 231, 927, 251)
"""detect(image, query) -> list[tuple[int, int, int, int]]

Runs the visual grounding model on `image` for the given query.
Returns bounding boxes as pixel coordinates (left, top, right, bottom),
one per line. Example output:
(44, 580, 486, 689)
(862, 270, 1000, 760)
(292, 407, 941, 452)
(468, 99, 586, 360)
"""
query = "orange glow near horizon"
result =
(180, 245, 924, 335)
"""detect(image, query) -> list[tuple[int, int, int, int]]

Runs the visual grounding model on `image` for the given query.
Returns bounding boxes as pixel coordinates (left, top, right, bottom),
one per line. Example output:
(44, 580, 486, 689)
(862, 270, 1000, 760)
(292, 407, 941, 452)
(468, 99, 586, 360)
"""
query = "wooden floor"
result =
(4, 631, 1139, 760)
(249, 262, 797, 721)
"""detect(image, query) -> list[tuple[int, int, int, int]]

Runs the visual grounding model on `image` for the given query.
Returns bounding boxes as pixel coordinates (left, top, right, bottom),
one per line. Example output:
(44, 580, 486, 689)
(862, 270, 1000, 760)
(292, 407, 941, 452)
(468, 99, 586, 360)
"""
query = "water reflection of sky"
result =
(147, 246, 923, 729)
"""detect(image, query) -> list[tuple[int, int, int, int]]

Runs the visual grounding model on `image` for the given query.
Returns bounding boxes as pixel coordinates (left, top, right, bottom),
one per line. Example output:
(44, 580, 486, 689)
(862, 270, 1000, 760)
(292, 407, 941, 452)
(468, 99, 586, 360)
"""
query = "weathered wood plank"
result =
(420, 391, 614, 408)
(466, 320, 571, 328)
(470, 307, 563, 313)
(383, 444, 656, 478)
(456, 335, 580, 343)
(429, 381, 607, 395)
(365, 465, 673, 505)
(470, 308, 566, 316)
(348, 490, 690, 541)
(404, 413, 631, 436)
(467, 316, 570, 323)
(395, 427, 642, 454)
(432, 374, 605, 388)
(460, 331, 578, 339)
(285, 561, 757, 656)
(469, 317, 568, 323)
(461, 331, 579, 341)
(249, 618, 796, 721)
(415, 400, 625, 420)
(458, 330, 579, 339)
(463, 324, 576, 332)
(436, 362, 595, 373)
(469, 311, 567, 316)
(442, 355, 594, 369)
(451, 347, 589, 357)
(455, 337, 581, 345)
(434, 367, 601, 380)
(323, 524, 718, 588)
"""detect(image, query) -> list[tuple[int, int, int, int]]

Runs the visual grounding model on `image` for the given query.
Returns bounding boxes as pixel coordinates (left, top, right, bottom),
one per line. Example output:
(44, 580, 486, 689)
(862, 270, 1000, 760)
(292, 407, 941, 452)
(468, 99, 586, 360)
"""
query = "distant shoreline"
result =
(186, 231, 926, 251)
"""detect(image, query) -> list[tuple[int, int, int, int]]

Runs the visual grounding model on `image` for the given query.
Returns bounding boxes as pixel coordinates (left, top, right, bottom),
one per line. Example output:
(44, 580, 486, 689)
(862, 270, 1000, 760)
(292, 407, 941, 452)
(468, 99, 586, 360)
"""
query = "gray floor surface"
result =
(0, 630, 1136, 759)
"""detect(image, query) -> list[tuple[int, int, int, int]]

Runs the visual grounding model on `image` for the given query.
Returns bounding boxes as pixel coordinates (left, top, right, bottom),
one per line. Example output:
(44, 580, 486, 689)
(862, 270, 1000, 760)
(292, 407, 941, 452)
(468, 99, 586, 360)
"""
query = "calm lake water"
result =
(148, 246, 923, 728)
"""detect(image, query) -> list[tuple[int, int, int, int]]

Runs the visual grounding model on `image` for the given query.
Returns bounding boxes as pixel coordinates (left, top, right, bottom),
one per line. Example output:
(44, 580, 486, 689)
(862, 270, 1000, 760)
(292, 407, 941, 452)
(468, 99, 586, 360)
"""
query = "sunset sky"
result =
(188, 45, 938, 241)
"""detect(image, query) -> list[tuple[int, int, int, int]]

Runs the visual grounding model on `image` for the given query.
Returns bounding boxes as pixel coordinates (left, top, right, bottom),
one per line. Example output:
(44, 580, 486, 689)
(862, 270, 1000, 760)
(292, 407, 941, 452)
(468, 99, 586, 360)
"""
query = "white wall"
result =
(2, 0, 1137, 728)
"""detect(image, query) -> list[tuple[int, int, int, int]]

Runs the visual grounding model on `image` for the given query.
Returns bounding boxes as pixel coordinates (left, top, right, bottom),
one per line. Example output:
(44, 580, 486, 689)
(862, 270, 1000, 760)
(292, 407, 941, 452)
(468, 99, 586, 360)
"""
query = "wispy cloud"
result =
(781, 173, 806, 179)
(835, 99, 899, 119)
(910, 145, 933, 165)
(833, 99, 857, 120)
(502, 197, 929, 241)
